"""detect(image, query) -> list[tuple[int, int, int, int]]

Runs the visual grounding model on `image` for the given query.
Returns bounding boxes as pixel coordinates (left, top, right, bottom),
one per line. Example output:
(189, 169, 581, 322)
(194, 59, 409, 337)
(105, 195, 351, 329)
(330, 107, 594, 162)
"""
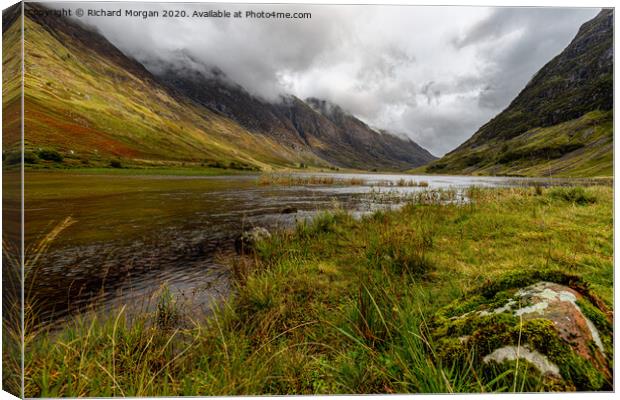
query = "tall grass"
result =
(257, 174, 364, 186)
(22, 186, 613, 395)
(2, 237, 23, 396)
(256, 174, 429, 188)
(3, 216, 76, 396)
(548, 186, 598, 205)
(394, 178, 429, 187)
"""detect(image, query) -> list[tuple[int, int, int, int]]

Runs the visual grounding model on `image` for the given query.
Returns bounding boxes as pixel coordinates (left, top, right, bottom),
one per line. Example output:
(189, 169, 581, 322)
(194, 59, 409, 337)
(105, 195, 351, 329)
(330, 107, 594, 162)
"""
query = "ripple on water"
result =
(27, 173, 556, 326)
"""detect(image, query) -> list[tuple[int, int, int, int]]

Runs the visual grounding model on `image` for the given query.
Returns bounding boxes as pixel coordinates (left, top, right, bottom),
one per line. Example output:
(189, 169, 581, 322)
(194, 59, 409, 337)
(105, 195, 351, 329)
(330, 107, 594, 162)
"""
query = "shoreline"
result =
(14, 184, 613, 396)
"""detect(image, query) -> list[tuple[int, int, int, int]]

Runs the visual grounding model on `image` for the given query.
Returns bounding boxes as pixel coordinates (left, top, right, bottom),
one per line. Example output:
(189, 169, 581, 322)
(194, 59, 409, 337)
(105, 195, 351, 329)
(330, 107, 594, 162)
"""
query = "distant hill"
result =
(424, 9, 613, 177)
(5, 3, 435, 172)
(153, 59, 436, 170)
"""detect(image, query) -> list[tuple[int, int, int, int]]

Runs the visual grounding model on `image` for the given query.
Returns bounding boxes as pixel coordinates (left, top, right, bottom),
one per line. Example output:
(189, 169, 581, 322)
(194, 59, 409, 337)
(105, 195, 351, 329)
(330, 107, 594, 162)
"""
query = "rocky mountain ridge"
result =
(425, 9, 613, 177)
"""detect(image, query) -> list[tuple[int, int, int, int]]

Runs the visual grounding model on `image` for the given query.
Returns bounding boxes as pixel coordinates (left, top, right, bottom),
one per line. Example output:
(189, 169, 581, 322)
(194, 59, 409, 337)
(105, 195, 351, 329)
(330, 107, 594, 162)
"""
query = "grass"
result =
(380, 178, 429, 187)
(257, 174, 366, 186)
(425, 111, 613, 178)
(256, 174, 429, 187)
(18, 14, 325, 173)
(548, 186, 599, 205)
(25, 166, 256, 177)
(16, 185, 613, 395)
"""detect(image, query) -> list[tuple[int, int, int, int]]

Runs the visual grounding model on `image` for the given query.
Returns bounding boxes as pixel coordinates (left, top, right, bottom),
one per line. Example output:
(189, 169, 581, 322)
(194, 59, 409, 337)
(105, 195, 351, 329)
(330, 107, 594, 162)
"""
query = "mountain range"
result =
(424, 9, 613, 177)
(2, 5, 613, 177)
(3, 3, 436, 172)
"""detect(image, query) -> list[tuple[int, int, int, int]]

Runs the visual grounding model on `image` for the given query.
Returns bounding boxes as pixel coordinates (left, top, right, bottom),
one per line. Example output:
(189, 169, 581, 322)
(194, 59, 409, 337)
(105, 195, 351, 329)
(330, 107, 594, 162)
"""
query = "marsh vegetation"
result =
(10, 181, 613, 396)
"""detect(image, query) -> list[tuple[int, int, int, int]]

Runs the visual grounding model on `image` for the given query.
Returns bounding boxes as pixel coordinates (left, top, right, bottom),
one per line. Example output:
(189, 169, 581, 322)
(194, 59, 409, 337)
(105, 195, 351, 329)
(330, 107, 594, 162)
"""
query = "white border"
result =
(0, 1, 616, 400)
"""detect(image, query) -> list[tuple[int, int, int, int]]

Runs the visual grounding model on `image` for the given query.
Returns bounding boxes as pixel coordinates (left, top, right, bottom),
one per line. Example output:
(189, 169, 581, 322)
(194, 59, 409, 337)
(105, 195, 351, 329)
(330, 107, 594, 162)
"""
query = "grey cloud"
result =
(400, 106, 491, 156)
(421, 81, 441, 105)
(453, 8, 598, 111)
(453, 8, 594, 49)
(64, 2, 353, 101)
(56, 2, 599, 156)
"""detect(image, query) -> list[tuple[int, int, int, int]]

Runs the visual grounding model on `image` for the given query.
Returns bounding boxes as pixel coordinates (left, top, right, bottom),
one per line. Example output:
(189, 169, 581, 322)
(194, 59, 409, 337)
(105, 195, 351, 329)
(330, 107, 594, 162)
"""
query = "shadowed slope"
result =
(15, 3, 435, 171)
(425, 9, 613, 177)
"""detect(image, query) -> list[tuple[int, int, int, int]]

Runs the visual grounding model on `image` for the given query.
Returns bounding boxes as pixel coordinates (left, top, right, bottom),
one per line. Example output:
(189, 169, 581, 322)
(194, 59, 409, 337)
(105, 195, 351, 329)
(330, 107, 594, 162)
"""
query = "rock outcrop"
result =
(234, 227, 271, 255)
(431, 273, 613, 391)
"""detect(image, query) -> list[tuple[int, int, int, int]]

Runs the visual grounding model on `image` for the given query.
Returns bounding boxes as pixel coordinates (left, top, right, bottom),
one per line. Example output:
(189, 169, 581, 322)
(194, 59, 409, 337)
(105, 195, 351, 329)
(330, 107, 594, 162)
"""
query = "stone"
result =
(234, 227, 271, 254)
(483, 345, 561, 378)
(432, 279, 613, 391)
(512, 282, 606, 361)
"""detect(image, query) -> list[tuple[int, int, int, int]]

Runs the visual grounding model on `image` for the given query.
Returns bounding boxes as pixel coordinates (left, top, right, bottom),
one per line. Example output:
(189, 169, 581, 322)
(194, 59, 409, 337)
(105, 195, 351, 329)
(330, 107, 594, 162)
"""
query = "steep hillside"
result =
(287, 97, 436, 170)
(9, 3, 434, 172)
(155, 61, 436, 170)
(18, 3, 323, 171)
(425, 9, 613, 177)
(2, 2, 21, 153)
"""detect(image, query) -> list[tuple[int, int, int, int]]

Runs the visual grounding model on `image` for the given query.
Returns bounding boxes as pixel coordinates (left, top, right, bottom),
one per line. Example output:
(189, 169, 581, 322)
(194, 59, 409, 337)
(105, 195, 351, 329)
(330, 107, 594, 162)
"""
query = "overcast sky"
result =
(61, 2, 599, 156)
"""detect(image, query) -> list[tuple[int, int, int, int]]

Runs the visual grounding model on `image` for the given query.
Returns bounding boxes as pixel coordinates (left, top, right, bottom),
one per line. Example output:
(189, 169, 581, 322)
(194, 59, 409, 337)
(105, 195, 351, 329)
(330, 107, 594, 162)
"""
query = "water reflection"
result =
(24, 172, 567, 325)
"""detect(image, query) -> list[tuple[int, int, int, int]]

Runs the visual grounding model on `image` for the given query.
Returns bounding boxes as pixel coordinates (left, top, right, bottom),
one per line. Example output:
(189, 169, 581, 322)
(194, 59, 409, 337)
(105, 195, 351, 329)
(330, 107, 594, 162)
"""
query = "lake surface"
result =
(24, 172, 562, 325)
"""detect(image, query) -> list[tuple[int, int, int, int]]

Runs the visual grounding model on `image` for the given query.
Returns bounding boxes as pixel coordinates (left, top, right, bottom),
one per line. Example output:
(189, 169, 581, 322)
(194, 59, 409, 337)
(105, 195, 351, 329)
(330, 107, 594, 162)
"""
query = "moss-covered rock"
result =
(431, 276, 612, 391)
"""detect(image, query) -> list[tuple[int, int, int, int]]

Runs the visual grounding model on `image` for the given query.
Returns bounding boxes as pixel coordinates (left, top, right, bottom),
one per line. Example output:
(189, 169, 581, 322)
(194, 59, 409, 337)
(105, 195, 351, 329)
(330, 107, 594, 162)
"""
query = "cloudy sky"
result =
(62, 2, 599, 156)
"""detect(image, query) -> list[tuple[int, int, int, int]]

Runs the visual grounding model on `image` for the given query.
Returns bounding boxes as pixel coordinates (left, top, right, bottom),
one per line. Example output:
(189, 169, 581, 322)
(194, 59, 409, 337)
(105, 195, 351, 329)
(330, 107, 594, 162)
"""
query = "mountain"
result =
(5, 3, 435, 172)
(290, 98, 436, 170)
(424, 9, 613, 177)
(2, 2, 21, 153)
(153, 59, 436, 170)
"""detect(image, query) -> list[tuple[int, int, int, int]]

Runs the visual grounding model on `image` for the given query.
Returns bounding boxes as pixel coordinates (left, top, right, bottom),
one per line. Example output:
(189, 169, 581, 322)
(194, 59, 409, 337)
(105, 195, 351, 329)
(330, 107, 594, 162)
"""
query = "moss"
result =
(576, 299, 613, 361)
(431, 267, 613, 391)
(477, 269, 587, 299)
(438, 294, 486, 318)
(433, 310, 519, 359)
(432, 289, 611, 391)
(549, 187, 598, 205)
(435, 311, 609, 390)
(576, 299, 612, 336)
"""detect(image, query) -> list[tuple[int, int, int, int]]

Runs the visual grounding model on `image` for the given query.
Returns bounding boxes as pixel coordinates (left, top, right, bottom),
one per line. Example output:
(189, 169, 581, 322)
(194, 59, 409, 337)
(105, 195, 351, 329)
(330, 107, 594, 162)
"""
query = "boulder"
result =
(280, 206, 298, 214)
(234, 227, 271, 254)
(431, 278, 612, 391)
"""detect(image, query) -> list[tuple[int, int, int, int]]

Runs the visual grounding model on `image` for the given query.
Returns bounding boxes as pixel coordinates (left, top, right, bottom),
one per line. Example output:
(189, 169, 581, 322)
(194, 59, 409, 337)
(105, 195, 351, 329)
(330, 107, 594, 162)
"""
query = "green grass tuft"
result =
(21, 186, 613, 395)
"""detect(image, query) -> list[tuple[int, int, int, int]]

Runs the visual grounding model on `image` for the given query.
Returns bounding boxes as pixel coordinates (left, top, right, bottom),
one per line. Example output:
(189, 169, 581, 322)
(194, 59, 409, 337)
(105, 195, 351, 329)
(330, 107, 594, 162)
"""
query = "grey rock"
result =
(234, 227, 271, 254)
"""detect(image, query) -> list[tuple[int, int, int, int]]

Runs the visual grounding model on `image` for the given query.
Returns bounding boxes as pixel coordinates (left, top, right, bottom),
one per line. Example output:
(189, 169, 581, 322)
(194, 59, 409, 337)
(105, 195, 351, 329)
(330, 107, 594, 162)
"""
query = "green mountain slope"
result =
(16, 4, 324, 171)
(5, 3, 435, 172)
(425, 9, 613, 177)
(149, 57, 437, 170)
(2, 2, 21, 153)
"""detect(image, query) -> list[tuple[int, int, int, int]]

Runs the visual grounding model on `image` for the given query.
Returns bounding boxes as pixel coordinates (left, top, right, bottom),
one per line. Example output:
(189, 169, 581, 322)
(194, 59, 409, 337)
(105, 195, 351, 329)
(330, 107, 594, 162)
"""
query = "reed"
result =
(257, 174, 365, 186)
(22, 186, 613, 395)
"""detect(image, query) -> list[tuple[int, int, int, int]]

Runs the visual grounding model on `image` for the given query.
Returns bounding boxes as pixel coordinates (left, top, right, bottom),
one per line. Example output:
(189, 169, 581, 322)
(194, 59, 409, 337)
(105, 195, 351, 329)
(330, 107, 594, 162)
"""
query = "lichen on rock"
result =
(483, 345, 560, 378)
(431, 272, 613, 391)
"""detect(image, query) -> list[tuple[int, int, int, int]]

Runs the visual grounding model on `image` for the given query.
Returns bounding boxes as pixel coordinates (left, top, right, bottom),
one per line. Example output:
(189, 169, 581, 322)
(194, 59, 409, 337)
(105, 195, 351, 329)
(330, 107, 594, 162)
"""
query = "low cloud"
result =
(60, 2, 598, 155)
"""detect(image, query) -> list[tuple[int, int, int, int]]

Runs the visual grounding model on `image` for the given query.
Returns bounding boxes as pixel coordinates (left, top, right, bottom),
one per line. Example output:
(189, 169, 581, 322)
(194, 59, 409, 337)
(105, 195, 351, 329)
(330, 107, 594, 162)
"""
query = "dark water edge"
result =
(23, 172, 599, 327)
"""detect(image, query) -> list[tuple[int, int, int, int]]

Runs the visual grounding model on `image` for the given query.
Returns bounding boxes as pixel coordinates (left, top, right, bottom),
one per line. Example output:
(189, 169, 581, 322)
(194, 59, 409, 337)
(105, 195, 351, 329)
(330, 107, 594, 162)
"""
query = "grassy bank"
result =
(14, 165, 256, 177)
(422, 111, 613, 178)
(21, 185, 613, 396)
(257, 173, 429, 187)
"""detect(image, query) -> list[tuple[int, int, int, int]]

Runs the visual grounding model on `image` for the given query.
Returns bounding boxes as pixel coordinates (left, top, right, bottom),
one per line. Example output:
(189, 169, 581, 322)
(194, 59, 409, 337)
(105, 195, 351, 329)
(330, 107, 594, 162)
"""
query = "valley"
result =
(1, 3, 614, 396)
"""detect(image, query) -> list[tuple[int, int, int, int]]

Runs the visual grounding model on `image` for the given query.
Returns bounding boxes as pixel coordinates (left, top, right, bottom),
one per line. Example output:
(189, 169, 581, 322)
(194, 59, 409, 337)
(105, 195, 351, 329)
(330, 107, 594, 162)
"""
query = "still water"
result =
(24, 172, 557, 324)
